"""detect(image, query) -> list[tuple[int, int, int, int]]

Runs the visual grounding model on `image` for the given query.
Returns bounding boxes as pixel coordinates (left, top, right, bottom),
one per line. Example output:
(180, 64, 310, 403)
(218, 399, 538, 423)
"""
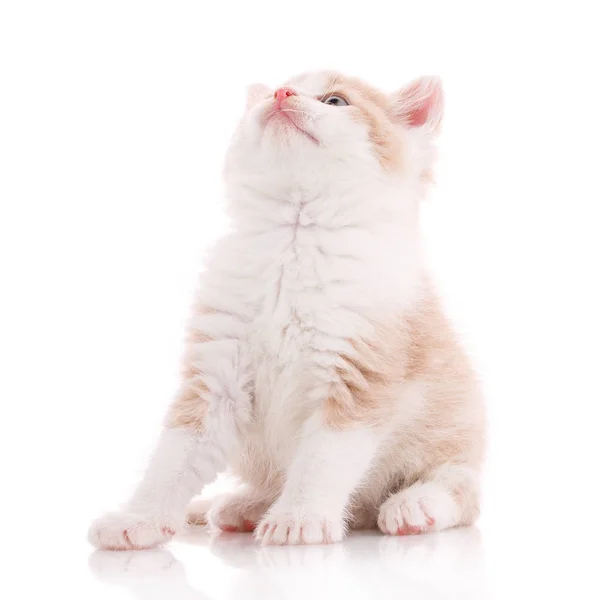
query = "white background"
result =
(1, 2, 599, 599)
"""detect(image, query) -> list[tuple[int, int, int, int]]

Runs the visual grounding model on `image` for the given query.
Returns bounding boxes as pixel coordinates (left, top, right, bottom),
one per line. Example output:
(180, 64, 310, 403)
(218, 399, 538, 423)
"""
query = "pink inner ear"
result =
(394, 77, 443, 131)
(405, 99, 432, 127)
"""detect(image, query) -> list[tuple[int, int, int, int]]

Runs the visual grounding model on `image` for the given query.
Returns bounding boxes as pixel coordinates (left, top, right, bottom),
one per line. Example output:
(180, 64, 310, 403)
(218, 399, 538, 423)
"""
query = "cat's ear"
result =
(390, 76, 443, 135)
(246, 83, 271, 109)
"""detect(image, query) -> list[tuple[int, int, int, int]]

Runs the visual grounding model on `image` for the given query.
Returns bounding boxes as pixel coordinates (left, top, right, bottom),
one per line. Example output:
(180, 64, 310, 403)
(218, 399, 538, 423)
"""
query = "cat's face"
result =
(224, 71, 443, 190)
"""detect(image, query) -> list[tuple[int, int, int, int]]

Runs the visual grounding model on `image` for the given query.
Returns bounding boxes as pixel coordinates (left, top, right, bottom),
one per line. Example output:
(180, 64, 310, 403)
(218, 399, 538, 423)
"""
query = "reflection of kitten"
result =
(89, 72, 485, 549)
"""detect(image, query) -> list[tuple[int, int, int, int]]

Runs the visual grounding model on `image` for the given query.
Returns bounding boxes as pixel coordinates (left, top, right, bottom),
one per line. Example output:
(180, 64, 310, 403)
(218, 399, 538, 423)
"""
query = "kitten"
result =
(89, 71, 485, 549)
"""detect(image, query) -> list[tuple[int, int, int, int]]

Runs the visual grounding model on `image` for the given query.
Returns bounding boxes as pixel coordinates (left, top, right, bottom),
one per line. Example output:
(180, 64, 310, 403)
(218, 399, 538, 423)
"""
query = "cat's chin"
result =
(263, 111, 319, 145)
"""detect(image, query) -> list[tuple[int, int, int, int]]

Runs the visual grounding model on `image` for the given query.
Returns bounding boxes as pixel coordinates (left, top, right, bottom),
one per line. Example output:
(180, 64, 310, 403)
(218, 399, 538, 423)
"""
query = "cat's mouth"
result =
(263, 108, 319, 145)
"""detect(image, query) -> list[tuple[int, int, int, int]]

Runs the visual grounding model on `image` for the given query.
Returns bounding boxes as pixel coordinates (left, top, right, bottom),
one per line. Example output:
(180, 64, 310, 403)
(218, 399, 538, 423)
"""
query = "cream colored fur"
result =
(89, 71, 485, 549)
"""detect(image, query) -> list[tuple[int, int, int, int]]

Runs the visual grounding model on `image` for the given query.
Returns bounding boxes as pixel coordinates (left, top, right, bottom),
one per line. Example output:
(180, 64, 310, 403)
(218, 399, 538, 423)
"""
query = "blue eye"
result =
(322, 95, 349, 107)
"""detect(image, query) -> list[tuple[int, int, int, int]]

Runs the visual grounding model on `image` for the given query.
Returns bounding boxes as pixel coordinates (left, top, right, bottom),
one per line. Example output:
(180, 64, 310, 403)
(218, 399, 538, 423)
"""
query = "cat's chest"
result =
(246, 225, 372, 327)
(215, 216, 414, 355)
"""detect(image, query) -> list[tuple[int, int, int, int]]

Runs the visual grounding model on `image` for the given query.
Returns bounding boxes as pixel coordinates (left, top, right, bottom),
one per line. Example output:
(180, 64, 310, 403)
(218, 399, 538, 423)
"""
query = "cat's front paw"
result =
(255, 508, 344, 546)
(88, 511, 177, 550)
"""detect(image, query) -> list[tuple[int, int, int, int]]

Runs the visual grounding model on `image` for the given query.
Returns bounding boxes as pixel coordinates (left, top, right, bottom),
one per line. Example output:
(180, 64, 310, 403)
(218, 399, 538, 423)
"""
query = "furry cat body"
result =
(89, 71, 485, 549)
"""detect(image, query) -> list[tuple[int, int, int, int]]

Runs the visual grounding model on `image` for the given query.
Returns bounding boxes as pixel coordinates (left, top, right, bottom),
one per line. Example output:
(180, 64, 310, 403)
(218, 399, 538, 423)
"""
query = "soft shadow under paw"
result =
(89, 548, 209, 599)
(89, 548, 180, 581)
(202, 528, 486, 599)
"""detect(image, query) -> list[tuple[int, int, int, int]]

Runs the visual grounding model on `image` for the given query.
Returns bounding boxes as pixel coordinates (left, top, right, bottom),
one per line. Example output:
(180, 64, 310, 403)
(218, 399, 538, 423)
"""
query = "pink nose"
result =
(274, 87, 296, 108)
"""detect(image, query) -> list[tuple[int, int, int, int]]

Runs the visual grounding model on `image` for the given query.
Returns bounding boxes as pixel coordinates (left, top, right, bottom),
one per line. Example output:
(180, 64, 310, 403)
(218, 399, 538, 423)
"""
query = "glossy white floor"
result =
(11, 468, 597, 600)
(87, 528, 485, 600)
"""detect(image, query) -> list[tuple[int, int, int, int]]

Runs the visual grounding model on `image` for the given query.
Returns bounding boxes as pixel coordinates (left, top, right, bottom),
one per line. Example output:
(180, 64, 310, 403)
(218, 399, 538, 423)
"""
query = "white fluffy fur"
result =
(256, 416, 379, 544)
(89, 71, 484, 549)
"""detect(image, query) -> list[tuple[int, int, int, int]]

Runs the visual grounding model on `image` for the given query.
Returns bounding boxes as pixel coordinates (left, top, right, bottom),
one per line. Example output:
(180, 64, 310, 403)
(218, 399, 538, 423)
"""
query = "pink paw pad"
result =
(242, 519, 256, 532)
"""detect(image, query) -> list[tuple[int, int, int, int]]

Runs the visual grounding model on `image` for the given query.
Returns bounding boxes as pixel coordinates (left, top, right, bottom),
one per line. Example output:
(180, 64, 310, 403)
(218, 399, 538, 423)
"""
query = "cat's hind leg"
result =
(190, 485, 274, 533)
(377, 464, 480, 536)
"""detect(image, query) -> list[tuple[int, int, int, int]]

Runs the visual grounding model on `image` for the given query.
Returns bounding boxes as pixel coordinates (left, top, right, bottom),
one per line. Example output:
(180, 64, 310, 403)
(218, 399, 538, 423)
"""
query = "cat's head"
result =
(224, 71, 443, 194)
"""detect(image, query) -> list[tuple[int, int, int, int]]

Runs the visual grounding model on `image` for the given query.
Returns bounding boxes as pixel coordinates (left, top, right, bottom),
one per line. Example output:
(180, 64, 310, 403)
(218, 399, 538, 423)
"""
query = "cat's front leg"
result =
(255, 413, 378, 546)
(88, 425, 215, 550)
(89, 308, 253, 550)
